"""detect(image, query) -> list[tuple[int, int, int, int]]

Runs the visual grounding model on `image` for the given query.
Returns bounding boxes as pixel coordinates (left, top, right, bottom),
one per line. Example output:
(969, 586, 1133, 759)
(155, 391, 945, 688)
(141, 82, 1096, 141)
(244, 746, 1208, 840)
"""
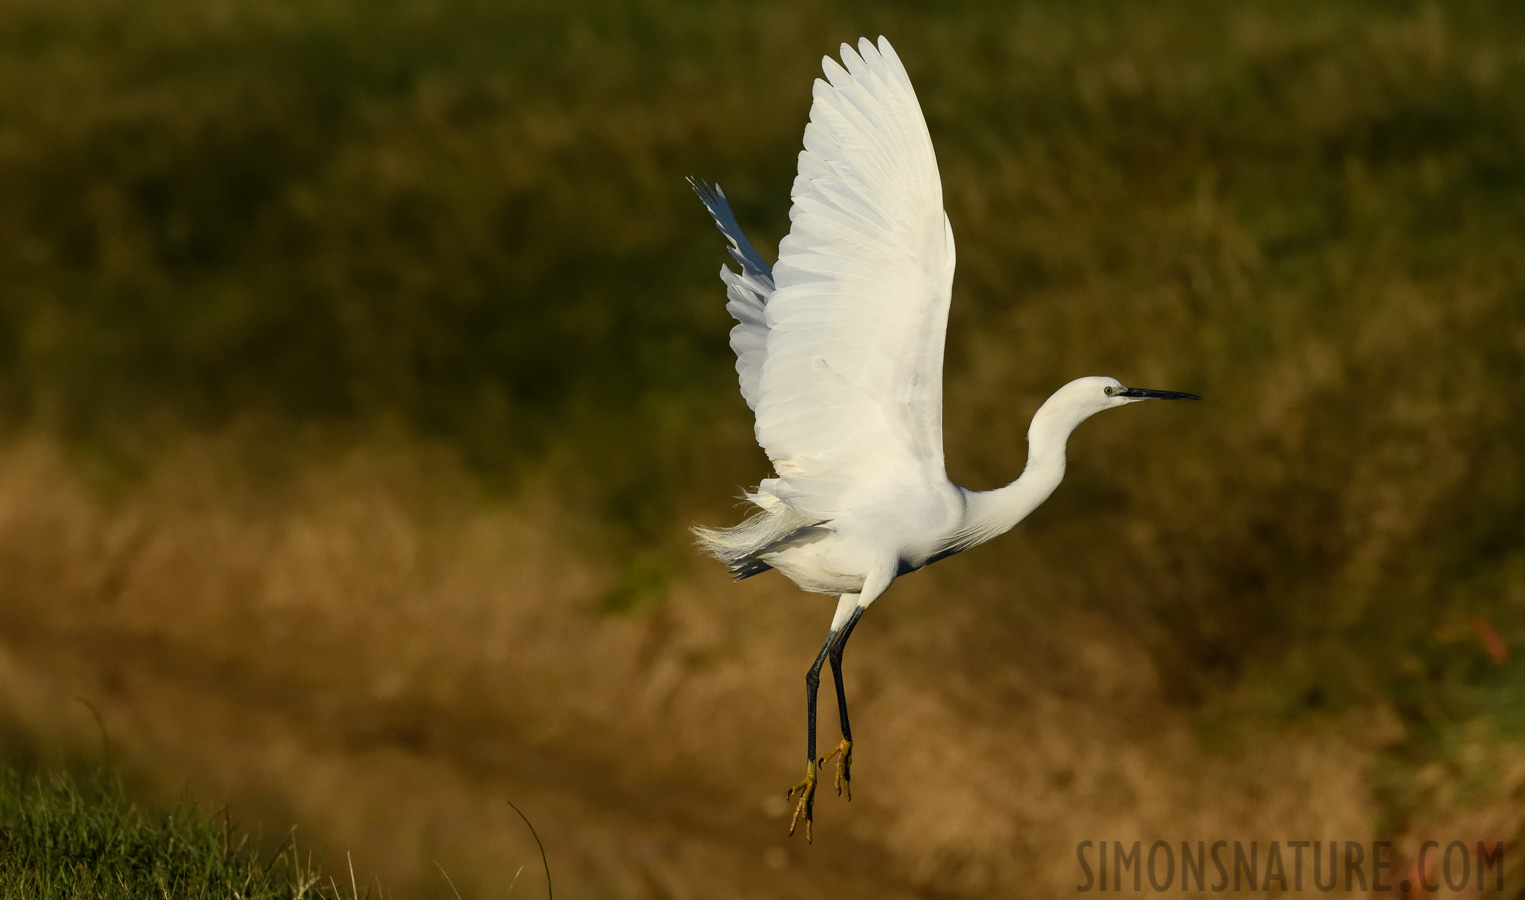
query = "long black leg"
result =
(803, 633, 834, 765)
(789, 631, 837, 840)
(828, 607, 864, 743)
(823, 607, 863, 800)
(791, 609, 866, 840)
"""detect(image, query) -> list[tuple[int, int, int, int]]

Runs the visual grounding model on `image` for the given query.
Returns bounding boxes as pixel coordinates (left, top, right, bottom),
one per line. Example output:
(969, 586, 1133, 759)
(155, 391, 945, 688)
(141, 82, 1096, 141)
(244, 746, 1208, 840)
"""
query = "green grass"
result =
(0, 762, 345, 899)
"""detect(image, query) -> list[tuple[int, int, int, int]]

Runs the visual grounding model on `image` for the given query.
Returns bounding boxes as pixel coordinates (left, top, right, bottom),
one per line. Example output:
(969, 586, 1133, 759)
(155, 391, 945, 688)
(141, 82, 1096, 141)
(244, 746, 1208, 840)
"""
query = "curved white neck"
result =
(955, 396, 1091, 550)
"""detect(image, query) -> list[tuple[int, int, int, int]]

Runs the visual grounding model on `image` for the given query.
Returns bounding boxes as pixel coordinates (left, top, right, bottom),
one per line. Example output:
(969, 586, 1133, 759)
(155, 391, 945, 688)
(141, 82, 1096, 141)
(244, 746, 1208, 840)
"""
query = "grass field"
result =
(1, 0, 1523, 896)
(0, 755, 348, 899)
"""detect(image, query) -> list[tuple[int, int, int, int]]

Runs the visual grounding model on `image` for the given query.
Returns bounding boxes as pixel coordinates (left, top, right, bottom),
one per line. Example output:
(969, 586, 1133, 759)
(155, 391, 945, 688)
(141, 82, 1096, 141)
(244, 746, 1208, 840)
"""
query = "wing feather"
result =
(753, 37, 955, 518)
(689, 178, 774, 410)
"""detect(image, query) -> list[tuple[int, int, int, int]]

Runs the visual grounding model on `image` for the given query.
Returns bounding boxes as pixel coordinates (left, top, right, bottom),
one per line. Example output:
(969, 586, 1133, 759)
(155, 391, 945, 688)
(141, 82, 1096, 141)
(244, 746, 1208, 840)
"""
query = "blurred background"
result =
(1, 0, 1523, 896)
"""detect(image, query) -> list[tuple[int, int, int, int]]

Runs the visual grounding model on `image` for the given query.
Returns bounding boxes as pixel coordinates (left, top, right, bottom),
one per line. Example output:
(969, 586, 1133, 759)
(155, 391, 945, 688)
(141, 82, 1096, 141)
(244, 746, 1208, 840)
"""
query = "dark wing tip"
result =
(729, 558, 773, 580)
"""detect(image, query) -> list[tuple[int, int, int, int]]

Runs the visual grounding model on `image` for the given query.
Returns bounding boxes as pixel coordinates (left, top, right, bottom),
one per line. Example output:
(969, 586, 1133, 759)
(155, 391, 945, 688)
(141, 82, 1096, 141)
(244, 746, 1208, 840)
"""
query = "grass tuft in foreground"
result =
(0, 763, 346, 900)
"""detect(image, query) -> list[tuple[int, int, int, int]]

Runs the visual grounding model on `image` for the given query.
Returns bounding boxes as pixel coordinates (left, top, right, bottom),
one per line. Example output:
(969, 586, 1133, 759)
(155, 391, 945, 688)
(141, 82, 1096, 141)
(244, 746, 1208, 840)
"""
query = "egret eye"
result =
(1104, 385, 1117, 396)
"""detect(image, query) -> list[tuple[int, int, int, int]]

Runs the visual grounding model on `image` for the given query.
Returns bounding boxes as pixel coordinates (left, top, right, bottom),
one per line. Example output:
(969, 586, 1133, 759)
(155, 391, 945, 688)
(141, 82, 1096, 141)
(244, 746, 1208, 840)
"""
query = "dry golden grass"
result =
(2, 432, 1520, 897)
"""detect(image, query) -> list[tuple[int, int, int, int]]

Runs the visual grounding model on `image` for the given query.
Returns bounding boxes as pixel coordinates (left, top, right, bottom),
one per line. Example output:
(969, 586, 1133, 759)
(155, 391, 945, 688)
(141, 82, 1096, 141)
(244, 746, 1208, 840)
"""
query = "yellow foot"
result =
(786, 759, 818, 842)
(821, 738, 853, 800)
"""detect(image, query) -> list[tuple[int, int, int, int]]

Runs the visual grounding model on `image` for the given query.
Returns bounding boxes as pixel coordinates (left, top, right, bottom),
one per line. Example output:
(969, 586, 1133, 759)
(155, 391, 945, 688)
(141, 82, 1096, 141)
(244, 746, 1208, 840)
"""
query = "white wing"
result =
(754, 36, 956, 520)
(689, 178, 774, 410)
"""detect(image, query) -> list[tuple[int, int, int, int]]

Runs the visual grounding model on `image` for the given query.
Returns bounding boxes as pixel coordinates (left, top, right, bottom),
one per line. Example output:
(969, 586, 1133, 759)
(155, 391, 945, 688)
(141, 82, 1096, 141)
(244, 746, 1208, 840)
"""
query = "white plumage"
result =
(691, 36, 1198, 841)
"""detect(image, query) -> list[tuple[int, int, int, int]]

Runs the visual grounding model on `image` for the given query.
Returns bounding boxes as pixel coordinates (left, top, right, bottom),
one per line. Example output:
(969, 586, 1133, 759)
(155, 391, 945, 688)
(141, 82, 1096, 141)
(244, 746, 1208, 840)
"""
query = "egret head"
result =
(1032, 376, 1201, 440)
(1096, 375, 1202, 407)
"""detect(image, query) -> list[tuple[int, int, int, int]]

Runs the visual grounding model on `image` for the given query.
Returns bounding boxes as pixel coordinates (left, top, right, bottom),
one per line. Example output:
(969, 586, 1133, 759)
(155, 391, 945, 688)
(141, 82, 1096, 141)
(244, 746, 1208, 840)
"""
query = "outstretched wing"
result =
(755, 36, 956, 519)
(690, 178, 775, 411)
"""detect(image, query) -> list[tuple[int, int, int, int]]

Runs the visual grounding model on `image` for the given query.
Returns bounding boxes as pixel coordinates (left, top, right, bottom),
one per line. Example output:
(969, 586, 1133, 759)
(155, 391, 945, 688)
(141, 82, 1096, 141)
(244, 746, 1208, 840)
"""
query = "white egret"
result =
(690, 36, 1199, 842)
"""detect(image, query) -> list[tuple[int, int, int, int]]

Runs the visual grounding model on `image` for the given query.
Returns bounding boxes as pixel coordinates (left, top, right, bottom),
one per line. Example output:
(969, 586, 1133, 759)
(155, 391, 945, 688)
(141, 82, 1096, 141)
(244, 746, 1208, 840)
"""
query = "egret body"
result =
(690, 37, 1199, 841)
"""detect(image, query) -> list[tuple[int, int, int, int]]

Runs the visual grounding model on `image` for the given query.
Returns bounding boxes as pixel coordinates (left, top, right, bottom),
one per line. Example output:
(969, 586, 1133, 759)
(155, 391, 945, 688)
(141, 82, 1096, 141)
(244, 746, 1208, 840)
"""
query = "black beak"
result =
(1118, 387, 1202, 401)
